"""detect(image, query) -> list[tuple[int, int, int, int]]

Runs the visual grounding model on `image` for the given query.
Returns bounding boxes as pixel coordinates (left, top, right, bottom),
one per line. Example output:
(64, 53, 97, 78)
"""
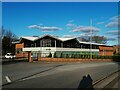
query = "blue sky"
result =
(2, 2, 119, 45)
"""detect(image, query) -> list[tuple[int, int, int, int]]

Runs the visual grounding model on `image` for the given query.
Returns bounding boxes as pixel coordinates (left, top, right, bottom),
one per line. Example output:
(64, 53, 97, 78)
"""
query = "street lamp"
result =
(90, 18, 92, 60)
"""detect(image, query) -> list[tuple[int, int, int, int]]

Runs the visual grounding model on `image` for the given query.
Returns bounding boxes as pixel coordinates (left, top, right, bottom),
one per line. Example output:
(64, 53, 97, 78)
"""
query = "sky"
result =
(2, 2, 119, 45)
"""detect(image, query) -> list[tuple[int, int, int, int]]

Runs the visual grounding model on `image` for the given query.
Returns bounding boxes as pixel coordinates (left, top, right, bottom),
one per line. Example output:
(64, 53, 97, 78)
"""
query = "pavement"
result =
(93, 69, 120, 89)
(2, 60, 120, 89)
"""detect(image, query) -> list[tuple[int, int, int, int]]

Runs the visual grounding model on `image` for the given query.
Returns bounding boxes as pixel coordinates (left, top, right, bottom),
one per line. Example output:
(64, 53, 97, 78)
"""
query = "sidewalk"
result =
(93, 70, 120, 89)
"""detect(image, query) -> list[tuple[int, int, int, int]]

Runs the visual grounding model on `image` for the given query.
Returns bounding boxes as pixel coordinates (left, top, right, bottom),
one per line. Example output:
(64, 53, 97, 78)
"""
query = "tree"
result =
(2, 27, 18, 55)
(89, 36, 107, 44)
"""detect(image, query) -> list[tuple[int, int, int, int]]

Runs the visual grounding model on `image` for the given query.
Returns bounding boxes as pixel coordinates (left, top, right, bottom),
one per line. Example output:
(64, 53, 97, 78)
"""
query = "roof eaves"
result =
(38, 34, 63, 42)
(76, 38, 110, 46)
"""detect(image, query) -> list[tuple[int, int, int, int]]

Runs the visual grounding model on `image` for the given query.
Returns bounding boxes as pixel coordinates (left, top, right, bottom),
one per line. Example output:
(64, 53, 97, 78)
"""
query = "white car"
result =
(5, 53, 16, 59)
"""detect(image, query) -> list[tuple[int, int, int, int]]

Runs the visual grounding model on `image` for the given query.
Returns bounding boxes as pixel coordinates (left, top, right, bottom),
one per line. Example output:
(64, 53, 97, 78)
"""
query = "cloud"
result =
(79, 32, 97, 37)
(72, 26, 100, 33)
(106, 30, 120, 35)
(28, 25, 62, 32)
(97, 22, 104, 25)
(109, 15, 120, 21)
(66, 23, 75, 27)
(105, 21, 118, 28)
(105, 15, 120, 28)
(66, 20, 76, 27)
(28, 25, 39, 29)
(62, 34, 77, 38)
(40, 26, 62, 31)
(106, 37, 117, 41)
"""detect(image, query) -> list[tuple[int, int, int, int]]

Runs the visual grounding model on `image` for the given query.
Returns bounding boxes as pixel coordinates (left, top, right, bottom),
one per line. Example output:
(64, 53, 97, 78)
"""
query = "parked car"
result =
(5, 53, 16, 59)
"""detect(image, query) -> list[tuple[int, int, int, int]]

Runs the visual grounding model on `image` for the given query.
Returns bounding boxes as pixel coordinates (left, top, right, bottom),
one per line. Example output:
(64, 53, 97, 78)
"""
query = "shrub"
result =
(87, 55, 90, 59)
(53, 52, 57, 58)
(82, 54, 84, 59)
(66, 54, 69, 58)
(71, 54, 74, 58)
(60, 52, 63, 58)
(93, 55, 97, 59)
(47, 52, 52, 58)
(112, 55, 120, 62)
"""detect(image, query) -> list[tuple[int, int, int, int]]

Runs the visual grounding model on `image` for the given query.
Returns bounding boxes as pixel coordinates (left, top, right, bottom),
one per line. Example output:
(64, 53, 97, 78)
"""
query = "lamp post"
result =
(90, 18, 92, 60)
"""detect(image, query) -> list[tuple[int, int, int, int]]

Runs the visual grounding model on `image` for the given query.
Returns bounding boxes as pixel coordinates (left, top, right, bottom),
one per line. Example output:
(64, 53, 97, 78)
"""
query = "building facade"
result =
(13, 34, 113, 58)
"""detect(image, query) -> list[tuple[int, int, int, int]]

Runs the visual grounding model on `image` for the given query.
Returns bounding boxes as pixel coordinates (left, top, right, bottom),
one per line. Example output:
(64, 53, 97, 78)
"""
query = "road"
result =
(2, 60, 120, 89)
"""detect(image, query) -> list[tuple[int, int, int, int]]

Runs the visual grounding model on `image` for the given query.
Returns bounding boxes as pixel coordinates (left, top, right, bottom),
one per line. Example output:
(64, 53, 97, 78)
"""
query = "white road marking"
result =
(5, 76, 12, 83)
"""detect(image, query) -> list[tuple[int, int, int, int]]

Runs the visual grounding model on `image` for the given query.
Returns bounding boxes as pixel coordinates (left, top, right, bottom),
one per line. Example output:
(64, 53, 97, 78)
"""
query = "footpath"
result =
(92, 70, 120, 89)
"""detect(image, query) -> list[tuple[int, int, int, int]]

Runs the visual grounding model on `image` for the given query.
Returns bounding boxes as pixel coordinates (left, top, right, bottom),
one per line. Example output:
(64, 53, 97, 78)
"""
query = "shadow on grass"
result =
(78, 74, 94, 90)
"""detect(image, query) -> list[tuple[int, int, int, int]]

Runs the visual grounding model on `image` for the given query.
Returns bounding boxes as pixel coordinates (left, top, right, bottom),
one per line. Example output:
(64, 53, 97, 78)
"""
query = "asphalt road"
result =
(2, 60, 120, 89)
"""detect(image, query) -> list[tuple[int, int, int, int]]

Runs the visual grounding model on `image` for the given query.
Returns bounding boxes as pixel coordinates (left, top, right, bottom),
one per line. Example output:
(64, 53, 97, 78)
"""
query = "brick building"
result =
(12, 34, 113, 59)
(113, 46, 120, 55)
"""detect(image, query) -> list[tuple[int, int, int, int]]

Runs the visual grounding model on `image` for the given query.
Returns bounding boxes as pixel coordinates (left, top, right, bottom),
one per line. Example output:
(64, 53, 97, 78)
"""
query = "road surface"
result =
(2, 60, 120, 89)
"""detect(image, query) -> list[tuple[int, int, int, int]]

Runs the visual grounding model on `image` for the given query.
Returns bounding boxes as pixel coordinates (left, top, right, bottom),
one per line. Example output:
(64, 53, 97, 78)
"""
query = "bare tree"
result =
(88, 36, 107, 44)
(2, 27, 18, 55)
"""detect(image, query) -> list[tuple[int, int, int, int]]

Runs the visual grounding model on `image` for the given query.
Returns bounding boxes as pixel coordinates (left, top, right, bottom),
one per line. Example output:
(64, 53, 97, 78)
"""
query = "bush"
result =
(87, 55, 90, 59)
(82, 54, 84, 59)
(53, 52, 57, 58)
(66, 54, 69, 58)
(93, 55, 97, 59)
(71, 54, 75, 58)
(60, 52, 63, 58)
(47, 52, 52, 58)
(112, 55, 120, 62)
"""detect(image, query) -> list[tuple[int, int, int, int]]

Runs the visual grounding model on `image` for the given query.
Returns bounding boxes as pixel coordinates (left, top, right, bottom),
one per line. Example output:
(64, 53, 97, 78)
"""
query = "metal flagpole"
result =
(90, 18, 92, 60)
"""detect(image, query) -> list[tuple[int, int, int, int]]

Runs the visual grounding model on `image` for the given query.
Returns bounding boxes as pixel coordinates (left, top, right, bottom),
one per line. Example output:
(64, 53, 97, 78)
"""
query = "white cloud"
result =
(28, 25, 39, 29)
(72, 26, 100, 33)
(105, 21, 118, 28)
(62, 34, 77, 38)
(106, 30, 120, 35)
(79, 32, 96, 37)
(97, 22, 104, 25)
(105, 15, 120, 28)
(40, 26, 62, 31)
(66, 23, 75, 27)
(28, 25, 62, 32)
(109, 15, 120, 21)
(106, 37, 117, 41)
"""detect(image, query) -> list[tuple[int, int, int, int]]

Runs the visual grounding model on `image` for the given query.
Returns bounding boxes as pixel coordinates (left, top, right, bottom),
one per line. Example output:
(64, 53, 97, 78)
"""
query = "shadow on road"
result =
(78, 74, 94, 90)
(2, 59, 29, 65)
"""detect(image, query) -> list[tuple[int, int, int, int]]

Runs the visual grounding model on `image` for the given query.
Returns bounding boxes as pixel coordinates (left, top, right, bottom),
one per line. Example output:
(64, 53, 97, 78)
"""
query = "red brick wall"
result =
(40, 58, 112, 62)
(15, 43, 24, 58)
(16, 43, 24, 48)
(113, 46, 120, 54)
(99, 46, 113, 56)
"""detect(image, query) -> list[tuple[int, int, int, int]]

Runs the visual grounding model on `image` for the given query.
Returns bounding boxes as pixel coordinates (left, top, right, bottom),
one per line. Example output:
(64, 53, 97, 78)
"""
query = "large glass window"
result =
(41, 39, 51, 47)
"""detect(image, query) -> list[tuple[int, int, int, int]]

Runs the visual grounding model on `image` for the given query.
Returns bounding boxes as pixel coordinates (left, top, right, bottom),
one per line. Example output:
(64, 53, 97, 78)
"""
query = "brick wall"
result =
(15, 43, 24, 58)
(99, 46, 113, 56)
(40, 58, 112, 62)
(113, 46, 120, 54)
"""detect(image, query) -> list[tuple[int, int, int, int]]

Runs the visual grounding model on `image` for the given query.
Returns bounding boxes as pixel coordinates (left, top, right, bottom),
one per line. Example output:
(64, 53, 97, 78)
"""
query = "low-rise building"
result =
(12, 34, 113, 58)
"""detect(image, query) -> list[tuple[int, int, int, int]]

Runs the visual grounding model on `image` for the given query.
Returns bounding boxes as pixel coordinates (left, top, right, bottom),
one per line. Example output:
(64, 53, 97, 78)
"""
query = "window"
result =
(16, 48, 22, 54)
(41, 39, 51, 47)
